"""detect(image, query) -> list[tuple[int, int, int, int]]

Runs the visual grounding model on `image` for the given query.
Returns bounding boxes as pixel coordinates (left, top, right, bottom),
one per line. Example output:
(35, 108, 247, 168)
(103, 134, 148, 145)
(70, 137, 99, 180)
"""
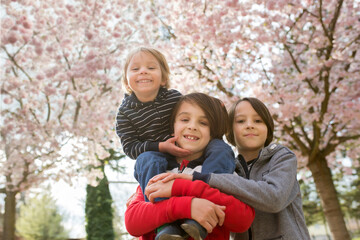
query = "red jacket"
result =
(125, 179, 255, 240)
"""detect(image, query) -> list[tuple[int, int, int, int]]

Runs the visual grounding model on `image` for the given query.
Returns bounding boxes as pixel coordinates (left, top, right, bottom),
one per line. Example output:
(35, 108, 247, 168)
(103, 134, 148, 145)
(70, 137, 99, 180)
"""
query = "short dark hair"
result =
(226, 97, 274, 147)
(170, 92, 229, 139)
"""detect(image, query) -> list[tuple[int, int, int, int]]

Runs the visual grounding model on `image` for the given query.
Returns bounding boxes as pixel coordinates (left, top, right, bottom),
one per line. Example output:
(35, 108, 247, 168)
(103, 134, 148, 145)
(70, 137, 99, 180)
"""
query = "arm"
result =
(126, 186, 227, 236)
(172, 179, 255, 233)
(208, 149, 299, 213)
(125, 186, 193, 236)
(116, 110, 158, 159)
(116, 112, 190, 159)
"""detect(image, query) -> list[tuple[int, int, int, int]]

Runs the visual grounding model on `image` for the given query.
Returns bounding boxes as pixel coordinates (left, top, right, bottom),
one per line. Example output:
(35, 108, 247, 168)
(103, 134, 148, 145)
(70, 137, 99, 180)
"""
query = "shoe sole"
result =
(156, 234, 186, 240)
(181, 223, 203, 240)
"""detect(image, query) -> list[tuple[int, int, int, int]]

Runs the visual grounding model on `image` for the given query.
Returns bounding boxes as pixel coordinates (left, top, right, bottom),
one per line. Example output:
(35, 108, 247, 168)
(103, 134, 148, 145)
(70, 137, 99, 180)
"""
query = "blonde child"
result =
(115, 48, 236, 238)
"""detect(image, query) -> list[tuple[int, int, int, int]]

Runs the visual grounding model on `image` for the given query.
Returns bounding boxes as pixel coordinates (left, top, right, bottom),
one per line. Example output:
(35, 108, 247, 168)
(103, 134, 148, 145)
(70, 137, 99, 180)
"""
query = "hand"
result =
(191, 198, 226, 233)
(148, 172, 193, 186)
(145, 180, 175, 203)
(126, 192, 137, 208)
(159, 137, 192, 157)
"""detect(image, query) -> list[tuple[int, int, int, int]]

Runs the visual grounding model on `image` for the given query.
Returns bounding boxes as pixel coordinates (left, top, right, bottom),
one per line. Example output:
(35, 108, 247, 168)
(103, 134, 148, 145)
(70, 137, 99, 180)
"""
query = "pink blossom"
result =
(85, 30, 93, 40)
(36, 73, 45, 80)
(1, 17, 15, 29)
(35, 46, 43, 55)
(3, 98, 12, 104)
(46, 45, 54, 52)
(7, 31, 18, 44)
(113, 32, 121, 38)
(22, 20, 32, 29)
(66, 4, 75, 13)
(22, 32, 32, 43)
(44, 85, 56, 95)
(45, 67, 58, 78)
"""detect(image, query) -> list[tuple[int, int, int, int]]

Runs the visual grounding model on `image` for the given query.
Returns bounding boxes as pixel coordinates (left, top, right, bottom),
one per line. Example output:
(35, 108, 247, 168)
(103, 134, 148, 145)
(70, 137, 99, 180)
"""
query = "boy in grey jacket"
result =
(194, 97, 311, 240)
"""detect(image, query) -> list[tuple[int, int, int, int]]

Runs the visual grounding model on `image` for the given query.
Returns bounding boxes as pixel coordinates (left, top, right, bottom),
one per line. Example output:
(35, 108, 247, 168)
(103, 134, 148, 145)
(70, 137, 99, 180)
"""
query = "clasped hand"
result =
(145, 172, 226, 233)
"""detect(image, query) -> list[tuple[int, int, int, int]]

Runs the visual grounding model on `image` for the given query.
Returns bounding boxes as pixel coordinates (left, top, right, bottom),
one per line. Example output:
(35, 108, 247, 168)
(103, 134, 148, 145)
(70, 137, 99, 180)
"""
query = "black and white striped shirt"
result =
(115, 88, 182, 159)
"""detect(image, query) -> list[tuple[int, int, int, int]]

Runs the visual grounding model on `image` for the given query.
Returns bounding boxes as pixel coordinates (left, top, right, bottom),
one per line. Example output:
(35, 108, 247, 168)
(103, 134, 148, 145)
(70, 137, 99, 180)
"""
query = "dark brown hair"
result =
(170, 93, 229, 139)
(226, 97, 274, 147)
(122, 47, 170, 93)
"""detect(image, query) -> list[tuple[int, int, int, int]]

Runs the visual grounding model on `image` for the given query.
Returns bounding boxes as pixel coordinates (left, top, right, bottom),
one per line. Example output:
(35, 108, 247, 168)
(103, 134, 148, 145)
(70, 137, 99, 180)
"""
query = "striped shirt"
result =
(115, 88, 182, 159)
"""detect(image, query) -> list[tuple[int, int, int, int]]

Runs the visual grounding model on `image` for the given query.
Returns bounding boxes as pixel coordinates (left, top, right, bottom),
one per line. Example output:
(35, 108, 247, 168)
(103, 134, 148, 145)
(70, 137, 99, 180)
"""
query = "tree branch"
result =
(2, 46, 33, 82)
(281, 121, 309, 156)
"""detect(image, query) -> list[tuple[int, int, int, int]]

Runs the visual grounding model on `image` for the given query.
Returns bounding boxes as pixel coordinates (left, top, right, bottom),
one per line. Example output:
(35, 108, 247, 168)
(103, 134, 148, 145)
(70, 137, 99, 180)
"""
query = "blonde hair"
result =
(122, 47, 170, 94)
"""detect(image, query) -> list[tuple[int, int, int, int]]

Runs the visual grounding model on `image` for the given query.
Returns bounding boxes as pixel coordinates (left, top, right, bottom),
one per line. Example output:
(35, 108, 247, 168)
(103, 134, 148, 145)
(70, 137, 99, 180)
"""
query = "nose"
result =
(187, 121, 197, 131)
(139, 66, 148, 74)
(245, 120, 254, 129)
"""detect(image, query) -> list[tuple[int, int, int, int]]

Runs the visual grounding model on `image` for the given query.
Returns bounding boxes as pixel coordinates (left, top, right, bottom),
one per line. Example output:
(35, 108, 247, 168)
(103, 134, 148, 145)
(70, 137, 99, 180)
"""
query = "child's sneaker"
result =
(155, 223, 189, 240)
(180, 219, 207, 240)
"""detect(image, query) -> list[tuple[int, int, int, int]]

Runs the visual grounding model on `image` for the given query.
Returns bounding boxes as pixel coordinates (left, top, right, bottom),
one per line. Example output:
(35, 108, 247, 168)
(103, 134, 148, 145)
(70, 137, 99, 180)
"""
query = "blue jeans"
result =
(134, 151, 176, 202)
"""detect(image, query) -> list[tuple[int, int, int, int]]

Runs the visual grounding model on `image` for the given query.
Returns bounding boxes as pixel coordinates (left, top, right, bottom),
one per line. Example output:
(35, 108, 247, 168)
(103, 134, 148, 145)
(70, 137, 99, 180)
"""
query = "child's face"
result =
(233, 101, 268, 155)
(173, 101, 211, 161)
(126, 51, 165, 102)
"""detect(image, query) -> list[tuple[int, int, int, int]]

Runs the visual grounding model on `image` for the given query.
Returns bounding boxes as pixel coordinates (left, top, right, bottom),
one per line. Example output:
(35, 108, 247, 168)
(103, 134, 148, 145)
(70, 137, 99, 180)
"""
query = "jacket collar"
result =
(237, 143, 280, 165)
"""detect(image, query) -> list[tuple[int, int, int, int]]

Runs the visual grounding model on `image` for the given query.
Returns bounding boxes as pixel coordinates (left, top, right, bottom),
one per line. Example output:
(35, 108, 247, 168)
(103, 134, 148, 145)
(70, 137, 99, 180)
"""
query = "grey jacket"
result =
(208, 143, 310, 240)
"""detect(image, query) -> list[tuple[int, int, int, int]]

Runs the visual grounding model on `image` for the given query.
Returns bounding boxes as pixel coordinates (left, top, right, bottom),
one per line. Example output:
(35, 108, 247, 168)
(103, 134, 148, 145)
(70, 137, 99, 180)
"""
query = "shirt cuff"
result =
(193, 172, 210, 183)
(147, 141, 159, 152)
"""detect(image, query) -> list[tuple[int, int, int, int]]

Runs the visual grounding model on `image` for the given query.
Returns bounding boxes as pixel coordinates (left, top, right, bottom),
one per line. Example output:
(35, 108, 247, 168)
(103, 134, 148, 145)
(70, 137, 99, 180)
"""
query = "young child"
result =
(125, 93, 255, 240)
(147, 97, 311, 240)
(115, 47, 236, 238)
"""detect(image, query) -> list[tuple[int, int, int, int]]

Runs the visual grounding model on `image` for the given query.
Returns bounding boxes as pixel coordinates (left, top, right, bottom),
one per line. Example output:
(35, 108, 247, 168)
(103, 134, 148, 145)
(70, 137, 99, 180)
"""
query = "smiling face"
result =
(125, 51, 166, 102)
(233, 101, 268, 159)
(173, 101, 211, 161)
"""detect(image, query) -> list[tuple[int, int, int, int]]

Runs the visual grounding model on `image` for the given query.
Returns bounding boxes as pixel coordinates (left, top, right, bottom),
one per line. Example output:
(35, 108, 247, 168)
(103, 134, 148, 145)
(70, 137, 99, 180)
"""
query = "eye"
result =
(236, 119, 245, 123)
(180, 118, 189, 122)
(131, 67, 139, 71)
(200, 121, 209, 126)
(255, 119, 263, 123)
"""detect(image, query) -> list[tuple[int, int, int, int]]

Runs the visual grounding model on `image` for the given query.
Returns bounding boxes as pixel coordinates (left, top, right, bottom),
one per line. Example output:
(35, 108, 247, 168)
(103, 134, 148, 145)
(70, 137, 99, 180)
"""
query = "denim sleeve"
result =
(201, 139, 235, 174)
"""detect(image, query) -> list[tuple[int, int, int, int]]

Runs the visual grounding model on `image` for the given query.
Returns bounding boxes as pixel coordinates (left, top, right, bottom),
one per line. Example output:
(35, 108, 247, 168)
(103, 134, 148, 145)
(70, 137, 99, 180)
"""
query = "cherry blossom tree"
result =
(1, 0, 359, 240)
(0, 0, 163, 239)
(151, 0, 359, 239)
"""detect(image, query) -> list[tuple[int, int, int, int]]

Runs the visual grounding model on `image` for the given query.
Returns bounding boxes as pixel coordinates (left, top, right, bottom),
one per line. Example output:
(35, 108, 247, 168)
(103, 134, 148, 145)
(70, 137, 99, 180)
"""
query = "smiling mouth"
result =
(184, 135, 199, 140)
(137, 79, 152, 83)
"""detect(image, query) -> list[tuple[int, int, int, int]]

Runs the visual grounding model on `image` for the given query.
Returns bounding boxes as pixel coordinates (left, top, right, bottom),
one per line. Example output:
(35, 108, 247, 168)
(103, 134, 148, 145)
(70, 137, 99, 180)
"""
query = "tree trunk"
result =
(3, 190, 17, 240)
(308, 156, 350, 240)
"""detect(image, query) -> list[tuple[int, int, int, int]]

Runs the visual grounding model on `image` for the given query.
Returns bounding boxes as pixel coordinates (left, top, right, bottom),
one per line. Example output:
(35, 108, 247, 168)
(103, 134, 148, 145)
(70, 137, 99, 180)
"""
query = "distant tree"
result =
(85, 147, 125, 240)
(337, 163, 360, 223)
(86, 174, 114, 240)
(299, 178, 323, 226)
(16, 193, 68, 240)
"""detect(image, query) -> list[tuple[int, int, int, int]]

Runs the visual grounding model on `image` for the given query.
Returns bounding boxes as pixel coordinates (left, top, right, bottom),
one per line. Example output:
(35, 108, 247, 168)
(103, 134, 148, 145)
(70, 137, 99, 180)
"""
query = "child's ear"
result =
(124, 80, 132, 93)
(161, 79, 167, 87)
